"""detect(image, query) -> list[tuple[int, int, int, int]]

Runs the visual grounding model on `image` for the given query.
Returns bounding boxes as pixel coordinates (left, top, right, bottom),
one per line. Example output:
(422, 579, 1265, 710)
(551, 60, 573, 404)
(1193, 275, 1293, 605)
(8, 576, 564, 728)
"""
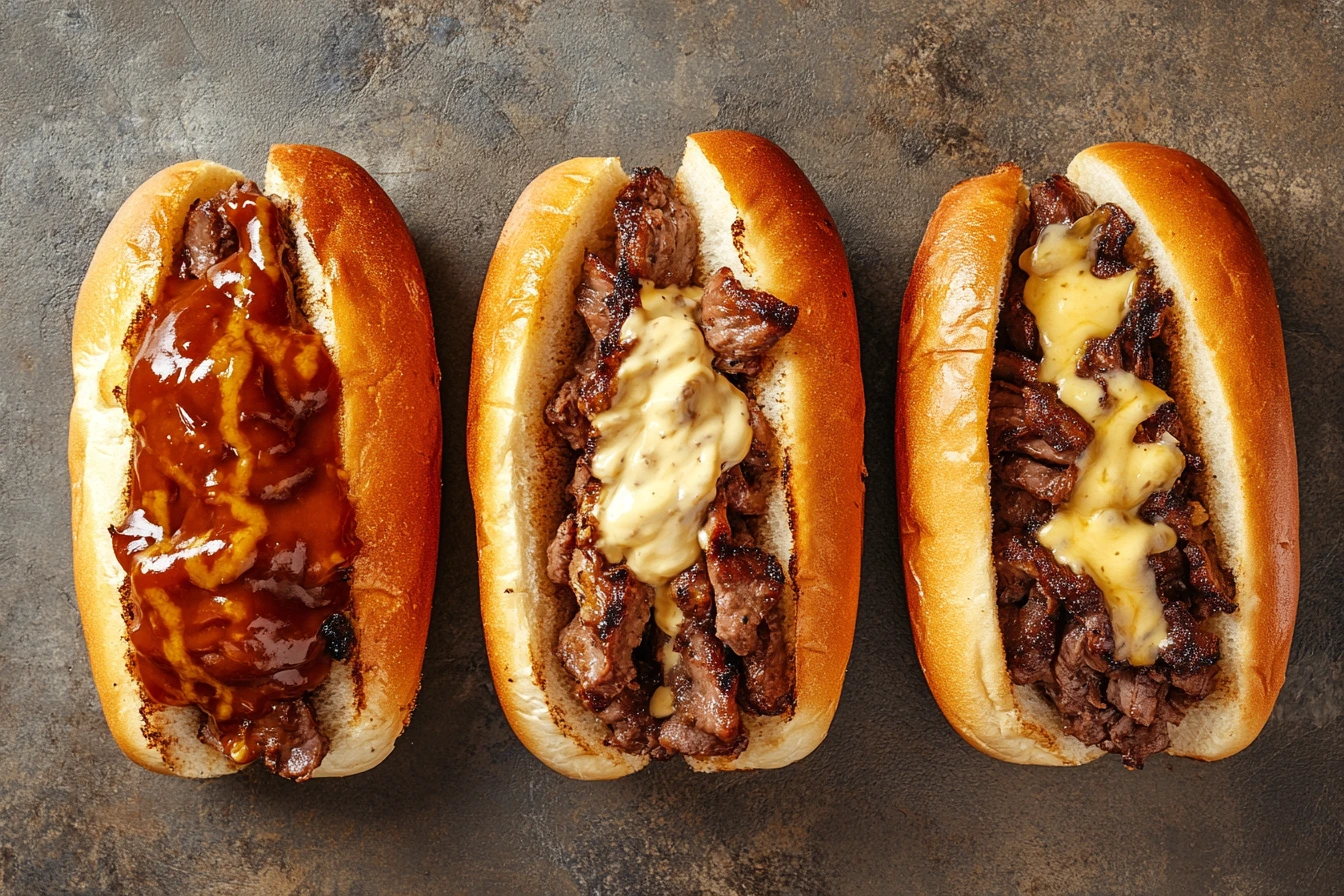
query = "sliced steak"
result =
(545, 514, 576, 585)
(998, 456, 1077, 505)
(557, 542, 654, 704)
(1090, 204, 1136, 279)
(546, 376, 589, 451)
(614, 167, 697, 287)
(992, 478, 1053, 534)
(202, 697, 326, 781)
(699, 267, 799, 375)
(1028, 174, 1095, 243)
(999, 273, 1038, 356)
(1078, 270, 1172, 383)
(669, 559, 713, 621)
(1105, 668, 1165, 727)
(703, 493, 785, 656)
(993, 350, 1040, 386)
(179, 184, 250, 278)
(720, 464, 768, 517)
(597, 667, 666, 757)
(739, 605, 793, 715)
(1104, 715, 1170, 770)
(658, 621, 744, 756)
(1000, 588, 1056, 685)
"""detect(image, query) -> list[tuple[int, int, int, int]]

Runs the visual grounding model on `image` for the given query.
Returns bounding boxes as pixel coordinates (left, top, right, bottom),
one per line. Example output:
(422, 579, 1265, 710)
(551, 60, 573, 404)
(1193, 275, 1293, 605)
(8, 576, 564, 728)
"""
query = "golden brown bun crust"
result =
(897, 146, 1299, 765)
(681, 131, 864, 771)
(470, 156, 643, 779)
(70, 147, 440, 777)
(470, 132, 863, 778)
(896, 165, 1086, 764)
(266, 145, 442, 776)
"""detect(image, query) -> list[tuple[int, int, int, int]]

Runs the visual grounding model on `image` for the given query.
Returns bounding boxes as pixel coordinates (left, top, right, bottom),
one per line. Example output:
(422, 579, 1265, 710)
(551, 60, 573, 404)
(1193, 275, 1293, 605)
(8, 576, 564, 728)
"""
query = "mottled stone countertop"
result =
(2, 2, 1340, 893)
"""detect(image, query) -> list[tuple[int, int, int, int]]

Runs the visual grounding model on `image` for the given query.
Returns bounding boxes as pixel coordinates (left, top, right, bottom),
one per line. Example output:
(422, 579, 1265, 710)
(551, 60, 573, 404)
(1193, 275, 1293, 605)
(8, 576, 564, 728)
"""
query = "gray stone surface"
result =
(1, 1, 1341, 892)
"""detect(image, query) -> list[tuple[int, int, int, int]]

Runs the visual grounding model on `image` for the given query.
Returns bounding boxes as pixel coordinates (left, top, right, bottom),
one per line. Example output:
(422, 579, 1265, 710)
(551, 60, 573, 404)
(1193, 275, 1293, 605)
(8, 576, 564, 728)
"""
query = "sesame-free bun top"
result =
(469, 131, 864, 779)
(69, 146, 441, 778)
(897, 145, 1297, 765)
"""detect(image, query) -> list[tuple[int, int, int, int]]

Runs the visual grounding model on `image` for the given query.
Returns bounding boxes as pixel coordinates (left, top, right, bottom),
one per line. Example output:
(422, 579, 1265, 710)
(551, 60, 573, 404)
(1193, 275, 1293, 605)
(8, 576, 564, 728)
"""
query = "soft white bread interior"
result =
(897, 145, 1298, 765)
(69, 146, 440, 778)
(469, 156, 646, 780)
(469, 131, 864, 778)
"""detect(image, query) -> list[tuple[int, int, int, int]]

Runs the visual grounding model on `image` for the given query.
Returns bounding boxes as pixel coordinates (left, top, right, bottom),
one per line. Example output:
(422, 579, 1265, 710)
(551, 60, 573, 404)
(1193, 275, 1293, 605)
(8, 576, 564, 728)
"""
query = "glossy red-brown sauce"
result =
(112, 185, 358, 767)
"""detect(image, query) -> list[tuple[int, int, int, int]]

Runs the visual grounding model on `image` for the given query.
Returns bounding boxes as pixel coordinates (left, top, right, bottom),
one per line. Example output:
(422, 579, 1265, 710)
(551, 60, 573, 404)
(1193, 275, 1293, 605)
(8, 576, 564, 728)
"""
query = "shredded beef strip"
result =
(991, 175, 1237, 769)
(544, 167, 800, 758)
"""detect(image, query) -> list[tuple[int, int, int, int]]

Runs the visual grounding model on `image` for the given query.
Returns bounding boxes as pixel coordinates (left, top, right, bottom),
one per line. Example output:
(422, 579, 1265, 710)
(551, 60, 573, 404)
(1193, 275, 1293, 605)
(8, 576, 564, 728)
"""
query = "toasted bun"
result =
(469, 131, 864, 779)
(897, 145, 1298, 765)
(69, 146, 441, 778)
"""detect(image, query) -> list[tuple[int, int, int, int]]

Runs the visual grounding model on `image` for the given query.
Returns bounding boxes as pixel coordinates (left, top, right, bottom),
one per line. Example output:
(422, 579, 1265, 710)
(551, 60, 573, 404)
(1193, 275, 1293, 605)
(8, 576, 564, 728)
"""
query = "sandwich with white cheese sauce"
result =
(469, 131, 865, 778)
(897, 143, 1298, 767)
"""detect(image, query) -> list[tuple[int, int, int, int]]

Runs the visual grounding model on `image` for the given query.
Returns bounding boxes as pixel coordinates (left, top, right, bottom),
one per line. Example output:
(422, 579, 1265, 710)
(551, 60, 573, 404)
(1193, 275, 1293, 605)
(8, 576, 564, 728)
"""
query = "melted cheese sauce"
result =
(1022, 215, 1186, 665)
(591, 284, 753, 585)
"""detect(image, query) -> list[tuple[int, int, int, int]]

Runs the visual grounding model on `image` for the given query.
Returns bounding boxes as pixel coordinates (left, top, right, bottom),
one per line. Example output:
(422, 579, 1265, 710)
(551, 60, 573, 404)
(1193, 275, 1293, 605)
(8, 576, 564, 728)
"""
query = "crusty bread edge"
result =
(69, 147, 440, 778)
(679, 130, 864, 771)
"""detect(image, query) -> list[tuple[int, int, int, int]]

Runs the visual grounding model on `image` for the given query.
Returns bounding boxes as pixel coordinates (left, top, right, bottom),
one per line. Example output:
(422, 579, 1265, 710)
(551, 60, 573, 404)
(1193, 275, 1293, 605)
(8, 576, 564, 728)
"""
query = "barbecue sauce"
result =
(112, 184, 358, 770)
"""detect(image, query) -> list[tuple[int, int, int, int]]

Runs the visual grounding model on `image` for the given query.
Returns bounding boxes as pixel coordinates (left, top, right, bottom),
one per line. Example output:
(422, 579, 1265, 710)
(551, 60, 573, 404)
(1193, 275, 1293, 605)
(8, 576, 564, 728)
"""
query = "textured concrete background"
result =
(2, 1, 1341, 893)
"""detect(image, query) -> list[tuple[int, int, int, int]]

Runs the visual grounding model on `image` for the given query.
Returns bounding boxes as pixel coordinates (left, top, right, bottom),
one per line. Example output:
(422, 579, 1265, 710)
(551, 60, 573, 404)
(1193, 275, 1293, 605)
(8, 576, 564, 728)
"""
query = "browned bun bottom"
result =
(897, 144, 1298, 764)
(69, 146, 441, 777)
(468, 131, 865, 778)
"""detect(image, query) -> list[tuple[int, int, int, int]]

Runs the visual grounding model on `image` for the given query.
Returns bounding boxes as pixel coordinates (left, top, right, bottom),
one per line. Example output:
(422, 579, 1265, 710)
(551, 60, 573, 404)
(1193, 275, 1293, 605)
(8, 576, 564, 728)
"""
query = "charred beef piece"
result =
(1141, 490, 1238, 617)
(670, 560, 714, 621)
(996, 533, 1116, 670)
(993, 351, 1040, 385)
(546, 514, 577, 585)
(998, 457, 1077, 505)
(740, 605, 794, 715)
(1000, 588, 1056, 685)
(703, 492, 785, 656)
(597, 650, 667, 757)
(1077, 270, 1172, 384)
(614, 168, 697, 287)
(201, 698, 327, 781)
(699, 267, 800, 376)
(545, 377, 589, 451)
(658, 622, 744, 757)
(1090, 204, 1136, 278)
(1027, 174, 1095, 243)
(989, 380, 1093, 461)
(575, 251, 619, 342)
(556, 537, 655, 706)
(999, 270, 1038, 356)
(720, 465, 768, 517)
(575, 251, 643, 354)
(179, 183, 255, 278)
(598, 689, 664, 756)
(992, 478, 1053, 534)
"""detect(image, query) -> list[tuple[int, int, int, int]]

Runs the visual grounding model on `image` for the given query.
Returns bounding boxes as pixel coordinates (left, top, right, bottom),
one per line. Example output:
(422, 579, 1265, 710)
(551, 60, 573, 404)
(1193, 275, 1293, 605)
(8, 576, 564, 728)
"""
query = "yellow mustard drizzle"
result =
(1023, 214, 1187, 665)
(591, 283, 753, 586)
